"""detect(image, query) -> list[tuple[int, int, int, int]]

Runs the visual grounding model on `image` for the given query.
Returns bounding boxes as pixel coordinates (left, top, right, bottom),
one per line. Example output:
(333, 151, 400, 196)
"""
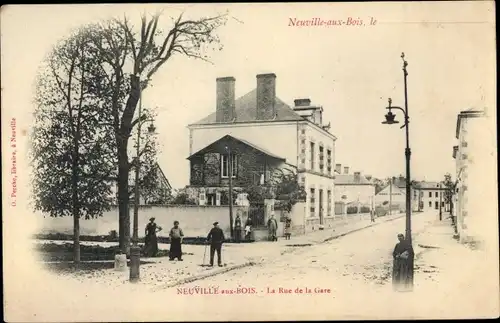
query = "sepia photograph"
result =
(1, 2, 498, 321)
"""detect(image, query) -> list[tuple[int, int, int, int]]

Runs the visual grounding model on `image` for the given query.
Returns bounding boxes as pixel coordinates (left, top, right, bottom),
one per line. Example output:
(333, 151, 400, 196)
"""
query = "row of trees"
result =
(31, 11, 227, 262)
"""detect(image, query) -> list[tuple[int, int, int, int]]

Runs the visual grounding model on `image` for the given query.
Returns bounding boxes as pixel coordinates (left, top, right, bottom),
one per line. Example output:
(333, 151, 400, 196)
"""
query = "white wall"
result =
(36, 205, 248, 239)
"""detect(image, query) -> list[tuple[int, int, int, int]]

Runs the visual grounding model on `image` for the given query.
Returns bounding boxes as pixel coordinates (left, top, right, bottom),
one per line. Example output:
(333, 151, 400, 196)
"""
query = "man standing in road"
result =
(207, 222, 225, 267)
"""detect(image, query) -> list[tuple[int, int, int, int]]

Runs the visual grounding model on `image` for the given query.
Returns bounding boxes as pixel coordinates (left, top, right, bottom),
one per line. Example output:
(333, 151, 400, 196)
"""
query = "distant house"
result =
(374, 182, 407, 212)
(412, 181, 448, 212)
(185, 73, 337, 232)
(111, 162, 172, 205)
(333, 164, 375, 214)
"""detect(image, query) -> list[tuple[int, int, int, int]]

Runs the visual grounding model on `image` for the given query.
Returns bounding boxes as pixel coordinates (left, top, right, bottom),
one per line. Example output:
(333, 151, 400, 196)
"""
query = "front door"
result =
(319, 189, 324, 225)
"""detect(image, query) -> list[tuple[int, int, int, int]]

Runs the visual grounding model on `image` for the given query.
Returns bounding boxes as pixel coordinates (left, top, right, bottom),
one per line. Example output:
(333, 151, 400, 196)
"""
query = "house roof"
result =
(376, 183, 406, 195)
(155, 163, 172, 190)
(187, 134, 286, 161)
(414, 181, 445, 190)
(189, 89, 305, 126)
(334, 174, 373, 185)
(455, 109, 485, 139)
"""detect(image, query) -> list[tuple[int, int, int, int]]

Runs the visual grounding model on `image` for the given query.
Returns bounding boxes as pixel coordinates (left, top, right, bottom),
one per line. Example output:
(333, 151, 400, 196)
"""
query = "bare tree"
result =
(91, 12, 227, 253)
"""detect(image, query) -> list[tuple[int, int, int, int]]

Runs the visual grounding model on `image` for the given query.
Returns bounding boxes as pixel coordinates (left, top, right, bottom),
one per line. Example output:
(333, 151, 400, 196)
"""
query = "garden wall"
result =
(36, 205, 248, 239)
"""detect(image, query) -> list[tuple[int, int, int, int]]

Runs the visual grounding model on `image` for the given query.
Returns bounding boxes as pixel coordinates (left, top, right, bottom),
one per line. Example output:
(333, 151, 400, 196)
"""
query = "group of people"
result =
(142, 217, 226, 267)
(143, 212, 294, 264)
(143, 217, 184, 261)
(233, 213, 254, 242)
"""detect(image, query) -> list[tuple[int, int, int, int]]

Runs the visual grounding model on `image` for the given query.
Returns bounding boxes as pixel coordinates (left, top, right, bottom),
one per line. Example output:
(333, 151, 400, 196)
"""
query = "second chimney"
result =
(216, 77, 236, 122)
(335, 164, 341, 174)
(354, 172, 361, 182)
(256, 73, 276, 120)
(343, 166, 349, 174)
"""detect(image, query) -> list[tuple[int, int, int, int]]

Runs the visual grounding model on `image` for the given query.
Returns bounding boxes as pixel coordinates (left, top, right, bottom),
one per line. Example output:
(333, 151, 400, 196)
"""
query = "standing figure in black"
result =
(144, 217, 162, 257)
(234, 213, 242, 243)
(207, 222, 225, 267)
(392, 233, 414, 291)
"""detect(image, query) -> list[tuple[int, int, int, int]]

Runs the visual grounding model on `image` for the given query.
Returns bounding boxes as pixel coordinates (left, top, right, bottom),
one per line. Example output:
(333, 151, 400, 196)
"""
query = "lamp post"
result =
(129, 85, 143, 282)
(129, 82, 156, 282)
(382, 52, 413, 289)
(389, 177, 393, 215)
(225, 145, 234, 239)
(439, 183, 443, 220)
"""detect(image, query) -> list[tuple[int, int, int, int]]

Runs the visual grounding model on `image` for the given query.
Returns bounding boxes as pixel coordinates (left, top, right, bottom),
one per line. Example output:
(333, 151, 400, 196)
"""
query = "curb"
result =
(152, 261, 256, 291)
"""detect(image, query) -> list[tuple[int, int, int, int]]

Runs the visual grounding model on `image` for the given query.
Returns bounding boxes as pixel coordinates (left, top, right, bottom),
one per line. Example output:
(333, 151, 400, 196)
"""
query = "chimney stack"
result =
(216, 77, 236, 122)
(256, 73, 276, 120)
(354, 172, 361, 182)
(344, 166, 349, 174)
(294, 98, 311, 107)
(335, 164, 341, 174)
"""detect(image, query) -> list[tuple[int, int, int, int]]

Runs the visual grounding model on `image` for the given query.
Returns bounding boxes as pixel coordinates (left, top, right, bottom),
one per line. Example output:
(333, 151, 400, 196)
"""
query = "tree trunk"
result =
(73, 209, 80, 264)
(72, 143, 80, 264)
(118, 142, 131, 255)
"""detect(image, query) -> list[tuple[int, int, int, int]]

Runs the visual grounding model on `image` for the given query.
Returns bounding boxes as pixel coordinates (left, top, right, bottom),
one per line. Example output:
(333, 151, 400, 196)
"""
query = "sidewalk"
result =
(401, 218, 500, 318)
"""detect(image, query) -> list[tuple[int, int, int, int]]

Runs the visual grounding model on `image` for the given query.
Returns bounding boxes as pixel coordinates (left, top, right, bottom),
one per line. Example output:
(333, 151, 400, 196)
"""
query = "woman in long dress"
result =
(144, 217, 162, 257)
(392, 233, 414, 291)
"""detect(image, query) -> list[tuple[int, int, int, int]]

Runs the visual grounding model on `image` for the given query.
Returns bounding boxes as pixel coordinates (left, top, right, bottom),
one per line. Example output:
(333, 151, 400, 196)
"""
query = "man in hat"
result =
(206, 222, 225, 267)
(169, 220, 184, 261)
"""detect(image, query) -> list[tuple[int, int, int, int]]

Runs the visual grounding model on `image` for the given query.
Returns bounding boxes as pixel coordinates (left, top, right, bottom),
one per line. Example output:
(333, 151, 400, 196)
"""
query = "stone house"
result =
(186, 73, 337, 233)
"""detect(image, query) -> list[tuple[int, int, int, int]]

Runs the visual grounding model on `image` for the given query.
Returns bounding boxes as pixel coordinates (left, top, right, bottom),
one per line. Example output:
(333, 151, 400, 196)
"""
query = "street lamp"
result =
(439, 183, 443, 220)
(382, 52, 413, 289)
(225, 145, 234, 239)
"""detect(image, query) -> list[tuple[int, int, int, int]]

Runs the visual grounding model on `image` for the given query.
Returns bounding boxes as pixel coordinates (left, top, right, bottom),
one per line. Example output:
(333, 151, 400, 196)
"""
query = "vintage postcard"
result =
(2, 2, 498, 321)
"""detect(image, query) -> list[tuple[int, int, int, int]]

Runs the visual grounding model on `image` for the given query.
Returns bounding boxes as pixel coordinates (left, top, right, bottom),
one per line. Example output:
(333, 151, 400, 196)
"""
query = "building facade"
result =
(186, 73, 337, 232)
(453, 109, 488, 243)
(412, 181, 449, 213)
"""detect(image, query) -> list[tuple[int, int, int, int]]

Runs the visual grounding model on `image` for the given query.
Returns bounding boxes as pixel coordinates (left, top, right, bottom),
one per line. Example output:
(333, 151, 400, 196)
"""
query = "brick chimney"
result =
(256, 73, 276, 120)
(335, 163, 341, 174)
(344, 166, 349, 174)
(354, 172, 361, 182)
(216, 77, 236, 122)
(294, 98, 311, 107)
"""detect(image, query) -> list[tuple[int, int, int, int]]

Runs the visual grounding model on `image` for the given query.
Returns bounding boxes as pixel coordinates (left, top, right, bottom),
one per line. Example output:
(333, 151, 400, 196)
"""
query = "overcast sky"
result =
(2, 2, 496, 189)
